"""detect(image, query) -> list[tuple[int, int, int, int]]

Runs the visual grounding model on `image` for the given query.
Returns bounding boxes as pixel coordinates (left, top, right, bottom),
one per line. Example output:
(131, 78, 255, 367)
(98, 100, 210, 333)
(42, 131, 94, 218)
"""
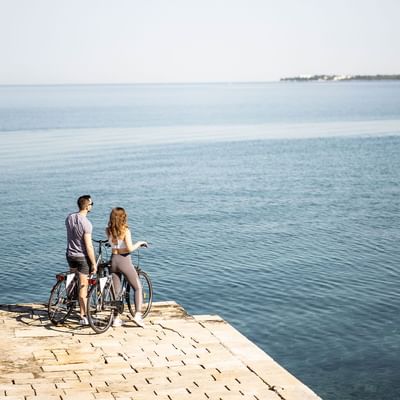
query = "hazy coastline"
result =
(281, 74, 400, 82)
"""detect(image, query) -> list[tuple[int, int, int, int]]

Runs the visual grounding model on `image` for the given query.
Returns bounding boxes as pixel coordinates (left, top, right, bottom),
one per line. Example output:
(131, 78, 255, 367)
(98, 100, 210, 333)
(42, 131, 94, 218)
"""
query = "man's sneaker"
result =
(133, 313, 145, 328)
(79, 316, 89, 326)
(112, 317, 123, 327)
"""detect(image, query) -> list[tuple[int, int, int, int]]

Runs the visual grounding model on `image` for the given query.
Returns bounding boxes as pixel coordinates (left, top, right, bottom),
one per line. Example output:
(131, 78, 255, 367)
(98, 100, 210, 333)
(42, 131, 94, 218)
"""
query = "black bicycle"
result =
(47, 239, 112, 325)
(86, 244, 153, 333)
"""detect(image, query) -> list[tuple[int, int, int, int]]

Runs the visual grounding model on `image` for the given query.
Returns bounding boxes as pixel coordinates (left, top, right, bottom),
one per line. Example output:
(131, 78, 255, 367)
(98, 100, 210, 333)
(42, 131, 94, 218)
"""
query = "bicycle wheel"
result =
(127, 270, 153, 318)
(48, 280, 75, 325)
(87, 281, 115, 334)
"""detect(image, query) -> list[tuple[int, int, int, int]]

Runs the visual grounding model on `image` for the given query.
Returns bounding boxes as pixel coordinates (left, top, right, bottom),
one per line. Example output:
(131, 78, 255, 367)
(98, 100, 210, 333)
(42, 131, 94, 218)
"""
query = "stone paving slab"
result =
(0, 302, 322, 400)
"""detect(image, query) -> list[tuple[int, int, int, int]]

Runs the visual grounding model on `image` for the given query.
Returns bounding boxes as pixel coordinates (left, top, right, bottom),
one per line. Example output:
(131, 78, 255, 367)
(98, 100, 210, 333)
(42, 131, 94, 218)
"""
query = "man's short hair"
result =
(77, 195, 92, 210)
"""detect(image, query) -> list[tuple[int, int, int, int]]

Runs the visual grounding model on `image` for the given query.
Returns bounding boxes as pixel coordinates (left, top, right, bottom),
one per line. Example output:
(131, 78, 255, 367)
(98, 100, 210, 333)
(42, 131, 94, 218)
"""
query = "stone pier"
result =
(0, 302, 322, 400)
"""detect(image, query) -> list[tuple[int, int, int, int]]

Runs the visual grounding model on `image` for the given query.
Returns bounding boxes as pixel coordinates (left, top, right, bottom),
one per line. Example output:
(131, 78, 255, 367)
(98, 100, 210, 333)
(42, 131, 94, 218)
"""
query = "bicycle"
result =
(86, 244, 153, 333)
(47, 239, 111, 326)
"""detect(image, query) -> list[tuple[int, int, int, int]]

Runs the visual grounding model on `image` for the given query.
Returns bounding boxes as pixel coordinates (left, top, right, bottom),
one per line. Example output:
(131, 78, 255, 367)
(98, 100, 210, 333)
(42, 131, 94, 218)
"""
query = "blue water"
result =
(0, 82, 399, 400)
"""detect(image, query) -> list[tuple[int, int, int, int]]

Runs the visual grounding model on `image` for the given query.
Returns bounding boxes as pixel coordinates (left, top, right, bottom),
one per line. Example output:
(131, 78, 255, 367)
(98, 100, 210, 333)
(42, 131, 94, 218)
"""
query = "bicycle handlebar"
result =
(93, 239, 151, 249)
(93, 239, 111, 248)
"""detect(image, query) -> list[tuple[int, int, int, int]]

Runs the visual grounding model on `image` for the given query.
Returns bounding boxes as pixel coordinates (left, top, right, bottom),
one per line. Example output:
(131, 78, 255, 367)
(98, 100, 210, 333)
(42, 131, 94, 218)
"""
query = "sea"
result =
(0, 81, 399, 400)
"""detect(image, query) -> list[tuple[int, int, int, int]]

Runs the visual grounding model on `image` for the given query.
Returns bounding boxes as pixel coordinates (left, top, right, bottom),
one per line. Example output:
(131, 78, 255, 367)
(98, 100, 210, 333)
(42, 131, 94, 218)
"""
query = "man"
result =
(65, 195, 97, 325)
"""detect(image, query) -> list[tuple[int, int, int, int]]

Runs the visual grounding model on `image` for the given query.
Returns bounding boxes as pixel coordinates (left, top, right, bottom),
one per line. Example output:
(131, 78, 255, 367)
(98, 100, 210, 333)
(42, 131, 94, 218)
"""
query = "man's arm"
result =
(84, 233, 97, 273)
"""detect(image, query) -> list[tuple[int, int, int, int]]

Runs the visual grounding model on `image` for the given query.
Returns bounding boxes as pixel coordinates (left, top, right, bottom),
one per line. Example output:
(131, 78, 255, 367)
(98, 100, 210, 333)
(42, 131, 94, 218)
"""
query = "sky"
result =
(0, 0, 399, 85)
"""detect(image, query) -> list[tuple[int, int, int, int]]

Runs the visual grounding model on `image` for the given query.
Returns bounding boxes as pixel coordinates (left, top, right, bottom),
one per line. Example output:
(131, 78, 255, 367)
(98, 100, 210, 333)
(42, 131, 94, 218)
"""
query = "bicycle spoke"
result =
(87, 281, 114, 333)
(127, 270, 153, 318)
(48, 279, 75, 325)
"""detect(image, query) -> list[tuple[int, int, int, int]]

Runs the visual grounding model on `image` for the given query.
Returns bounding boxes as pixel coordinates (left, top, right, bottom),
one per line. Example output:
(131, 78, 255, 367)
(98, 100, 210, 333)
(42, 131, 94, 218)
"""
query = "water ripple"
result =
(1, 129, 400, 400)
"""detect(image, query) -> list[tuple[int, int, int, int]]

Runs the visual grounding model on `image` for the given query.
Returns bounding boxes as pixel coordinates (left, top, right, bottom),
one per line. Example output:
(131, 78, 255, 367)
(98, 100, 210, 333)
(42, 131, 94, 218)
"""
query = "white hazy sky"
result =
(0, 0, 399, 84)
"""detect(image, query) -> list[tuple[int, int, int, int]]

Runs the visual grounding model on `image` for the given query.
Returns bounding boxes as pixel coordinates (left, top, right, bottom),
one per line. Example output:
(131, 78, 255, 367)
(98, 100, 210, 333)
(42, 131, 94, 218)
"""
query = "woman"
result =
(106, 207, 148, 327)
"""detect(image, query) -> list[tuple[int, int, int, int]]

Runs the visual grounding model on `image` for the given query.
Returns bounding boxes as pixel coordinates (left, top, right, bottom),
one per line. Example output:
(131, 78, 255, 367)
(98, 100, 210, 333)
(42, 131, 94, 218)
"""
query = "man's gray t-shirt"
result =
(65, 212, 92, 258)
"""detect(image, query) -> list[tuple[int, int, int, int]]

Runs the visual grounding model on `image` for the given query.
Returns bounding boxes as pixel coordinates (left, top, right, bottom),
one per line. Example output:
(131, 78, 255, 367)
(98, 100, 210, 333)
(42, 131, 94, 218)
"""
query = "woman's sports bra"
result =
(108, 236, 127, 250)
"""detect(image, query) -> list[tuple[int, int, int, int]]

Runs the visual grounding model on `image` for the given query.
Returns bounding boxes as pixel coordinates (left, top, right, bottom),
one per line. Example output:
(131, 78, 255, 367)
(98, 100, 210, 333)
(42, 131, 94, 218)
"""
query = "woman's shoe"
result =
(112, 317, 123, 327)
(133, 313, 145, 328)
(79, 316, 89, 326)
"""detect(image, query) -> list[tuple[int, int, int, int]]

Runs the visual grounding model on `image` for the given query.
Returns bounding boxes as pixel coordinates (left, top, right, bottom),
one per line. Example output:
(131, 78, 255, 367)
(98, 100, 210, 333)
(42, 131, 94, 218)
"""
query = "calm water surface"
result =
(0, 82, 399, 400)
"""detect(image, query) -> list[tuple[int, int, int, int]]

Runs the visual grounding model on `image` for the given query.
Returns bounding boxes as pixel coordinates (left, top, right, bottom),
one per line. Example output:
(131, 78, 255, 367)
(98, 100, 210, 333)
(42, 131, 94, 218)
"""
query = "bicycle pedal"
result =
(110, 300, 123, 307)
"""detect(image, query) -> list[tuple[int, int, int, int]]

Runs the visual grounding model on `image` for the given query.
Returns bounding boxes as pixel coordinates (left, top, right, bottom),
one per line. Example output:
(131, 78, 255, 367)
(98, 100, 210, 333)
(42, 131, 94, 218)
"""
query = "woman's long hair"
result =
(107, 207, 128, 239)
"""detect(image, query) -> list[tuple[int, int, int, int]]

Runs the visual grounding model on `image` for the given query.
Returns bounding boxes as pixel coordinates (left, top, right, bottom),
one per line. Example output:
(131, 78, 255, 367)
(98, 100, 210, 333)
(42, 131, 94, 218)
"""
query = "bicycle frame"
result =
(48, 239, 110, 326)
(86, 245, 153, 333)
(48, 271, 79, 325)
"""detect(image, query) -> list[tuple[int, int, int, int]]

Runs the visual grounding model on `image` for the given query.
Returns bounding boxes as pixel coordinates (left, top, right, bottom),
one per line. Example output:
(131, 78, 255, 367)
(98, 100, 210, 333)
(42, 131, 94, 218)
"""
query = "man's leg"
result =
(68, 267, 78, 299)
(78, 272, 89, 318)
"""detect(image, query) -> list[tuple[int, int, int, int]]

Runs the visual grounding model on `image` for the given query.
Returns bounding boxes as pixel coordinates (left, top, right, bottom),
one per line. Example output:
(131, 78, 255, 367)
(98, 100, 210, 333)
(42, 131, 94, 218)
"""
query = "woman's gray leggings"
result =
(111, 254, 142, 313)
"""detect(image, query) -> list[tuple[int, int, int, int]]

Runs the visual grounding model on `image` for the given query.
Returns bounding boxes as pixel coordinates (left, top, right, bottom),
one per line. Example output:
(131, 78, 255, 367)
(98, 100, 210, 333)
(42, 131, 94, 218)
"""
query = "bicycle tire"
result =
(87, 281, 115, 334)
(127, 270, 153, 318)
(48, 280, 75, 325)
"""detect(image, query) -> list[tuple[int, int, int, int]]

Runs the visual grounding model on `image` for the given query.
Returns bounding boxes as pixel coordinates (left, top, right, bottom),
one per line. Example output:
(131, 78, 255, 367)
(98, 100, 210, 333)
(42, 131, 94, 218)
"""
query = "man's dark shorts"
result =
(66, 255, 90, 275)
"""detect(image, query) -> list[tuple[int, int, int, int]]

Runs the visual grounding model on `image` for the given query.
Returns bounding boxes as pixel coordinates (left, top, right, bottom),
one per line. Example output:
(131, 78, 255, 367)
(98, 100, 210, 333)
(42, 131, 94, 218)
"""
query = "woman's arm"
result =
(124, 229, 147, 253)
(124, 229, 135, 253)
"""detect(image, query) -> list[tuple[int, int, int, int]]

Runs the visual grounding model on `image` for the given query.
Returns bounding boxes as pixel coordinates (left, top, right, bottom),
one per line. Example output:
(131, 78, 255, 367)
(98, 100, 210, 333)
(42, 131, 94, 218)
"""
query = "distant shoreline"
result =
(1, 76, 400, 86)
(281, 74, 400, 82)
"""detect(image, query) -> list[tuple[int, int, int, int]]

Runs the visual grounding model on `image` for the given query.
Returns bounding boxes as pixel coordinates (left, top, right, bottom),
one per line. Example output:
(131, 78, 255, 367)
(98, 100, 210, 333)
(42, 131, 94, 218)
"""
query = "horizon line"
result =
(0, 80, 283, 87)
